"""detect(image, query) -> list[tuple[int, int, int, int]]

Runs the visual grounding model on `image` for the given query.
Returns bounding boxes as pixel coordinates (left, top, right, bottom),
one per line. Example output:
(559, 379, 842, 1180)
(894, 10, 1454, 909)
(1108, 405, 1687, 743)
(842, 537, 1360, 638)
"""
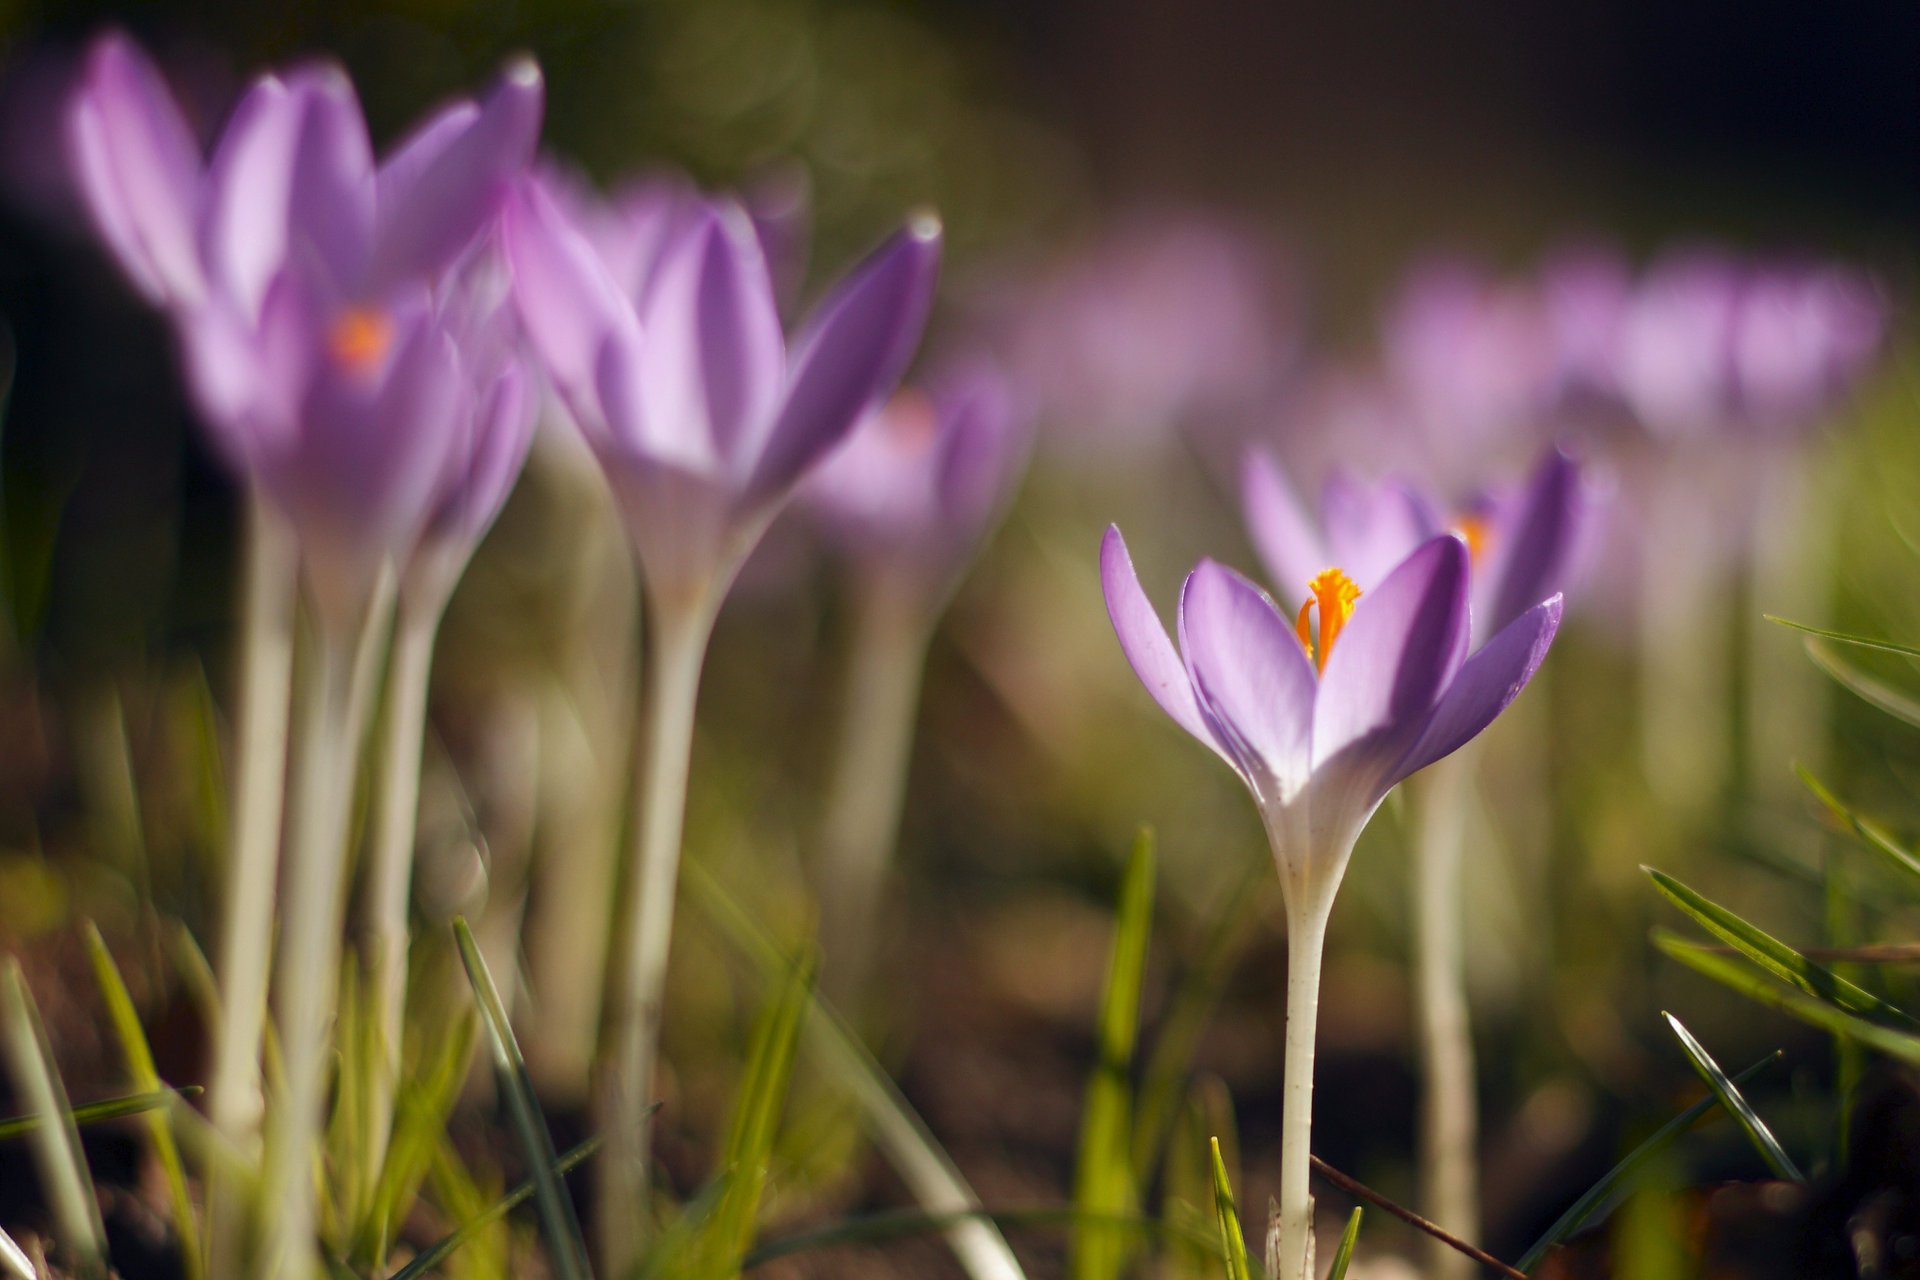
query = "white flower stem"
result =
(1276, 894, 1331, 1280)
(360, 596, 443, 1186)
(1412, 753, 1478, 1280)
(205, 493, 297, 1279)
(818, 581, 931, 1004)
(596, 596, 716, 1275)
(262, 602, 376, 1280)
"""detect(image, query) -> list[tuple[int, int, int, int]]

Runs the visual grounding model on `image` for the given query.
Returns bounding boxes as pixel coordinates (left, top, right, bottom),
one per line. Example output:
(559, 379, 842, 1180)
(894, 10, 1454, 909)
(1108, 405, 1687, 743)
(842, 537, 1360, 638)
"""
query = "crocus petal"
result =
(502, 176, 638, 432)
(1485, 448, 1583, 636)
(1241, 448, 1328, 607)
(66, 32, 206, 306)
(200, 74, 300, 318)
(1321, 472, 1438, 589)
(1177, 559, 1317, 797)
(747, 215, 941, 504)
(1396, 595, 1563, 780)
(636, 201, 784, 475)
(1312, 533, 1471, 770)
(370, 57, 543, 289)
(1099, 526, 1235, 770)
(282, 64, 377, 290)
(934, 367, 1025, 538)
(430, 360, 535, 549)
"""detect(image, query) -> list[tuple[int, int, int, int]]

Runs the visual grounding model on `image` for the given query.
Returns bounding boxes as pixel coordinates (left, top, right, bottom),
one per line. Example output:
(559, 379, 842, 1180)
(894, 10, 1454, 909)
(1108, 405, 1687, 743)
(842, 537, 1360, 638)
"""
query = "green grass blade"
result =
(1654, 934, 1920, 1064)
(1645, 867, 1917, 1028)
(742, 1206, 1220, 1268)
(1325, 1206, 1362, 1280)
(1071, 829, 1154, 1280)
(1513, 1052, 1778, 1273)
(1208, 1138, 1252, 1280)
(1766, 615, 1920, 660)
(1661, 1013, 1802, 1182)
(684, 861, 1028, 1280)
(82, 923, 201, 1277)
(384, 1134, 602, 1280)
(1, 958, 109, 1276)
(355, 1007, 479, 1268)
(1805, 639, 1920, 730)
(0, 1223, 32, 1280)
(0, 1088, 189, 1141)
(1795, 766, 1920, 885)
(451, 917, 592, 1280)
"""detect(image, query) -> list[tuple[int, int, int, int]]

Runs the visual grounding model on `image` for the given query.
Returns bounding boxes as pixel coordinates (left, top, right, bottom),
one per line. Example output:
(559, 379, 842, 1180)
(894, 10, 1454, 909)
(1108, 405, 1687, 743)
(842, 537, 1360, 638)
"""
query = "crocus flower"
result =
(806, 358, 1028, 600)
(503, 172, 941, 609)
(1729, 263, 1885, 435)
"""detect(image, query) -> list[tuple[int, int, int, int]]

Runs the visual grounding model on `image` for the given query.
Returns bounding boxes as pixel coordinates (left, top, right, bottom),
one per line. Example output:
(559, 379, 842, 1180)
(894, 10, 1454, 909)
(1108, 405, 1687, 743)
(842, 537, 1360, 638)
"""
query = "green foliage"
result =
(1325, 1207, 1362, 1280)
(1660, 1013, 1801, 1181)
(1207, 1138, 1253, 1280)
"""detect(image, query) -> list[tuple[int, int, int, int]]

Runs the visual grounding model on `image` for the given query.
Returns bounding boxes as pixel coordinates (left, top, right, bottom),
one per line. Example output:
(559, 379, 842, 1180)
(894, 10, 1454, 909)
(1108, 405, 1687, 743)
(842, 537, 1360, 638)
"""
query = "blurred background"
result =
(0, 1, 1918, 1275)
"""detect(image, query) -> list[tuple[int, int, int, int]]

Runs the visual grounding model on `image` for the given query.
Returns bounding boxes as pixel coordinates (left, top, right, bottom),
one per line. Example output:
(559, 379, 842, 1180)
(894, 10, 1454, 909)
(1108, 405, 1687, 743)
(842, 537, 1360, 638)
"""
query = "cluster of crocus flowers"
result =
(66, 31, 543, 1276)
(803, 361, 1029, 995)
(1102, 522, 1562, 1280)
(503, 168, 940, 1270)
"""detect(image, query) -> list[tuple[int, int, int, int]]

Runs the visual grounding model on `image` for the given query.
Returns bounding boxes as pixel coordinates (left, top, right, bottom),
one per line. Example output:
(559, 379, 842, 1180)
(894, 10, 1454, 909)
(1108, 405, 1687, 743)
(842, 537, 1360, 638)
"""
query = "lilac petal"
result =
(1321, 471, 1438, 589)
(371, 58, 543, 289)
(1240, 448, 1328, 607)
(746, 216, 941, 504)
(502, 176, 638, 432)
(1177, 559, 1317, 796)
(934, 366, 1025, 537)
(200, 74, 300, 318)
(282, 65, 377, 290)
(66, 32, 206, 306)
(1098, 526, 1235, 770)
(1312, 533, 1471, 769)
(430, 360, 535, 549)
(1396, 595, 1563, 780)
(636, 201, 784, 475)
(1485, 448, 1583, 636)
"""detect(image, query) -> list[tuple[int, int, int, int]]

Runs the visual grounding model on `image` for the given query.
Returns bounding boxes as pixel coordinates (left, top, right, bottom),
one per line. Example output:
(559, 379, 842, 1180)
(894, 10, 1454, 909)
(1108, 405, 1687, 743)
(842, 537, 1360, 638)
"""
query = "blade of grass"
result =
(1645, 868, 1917, 1028)
(384, 1134, 603, 1280)
(742, 1206, 1219, 1268)
(1805, 639, 1920, 731)
(684, 860, 1028, 1280)
(354, 1007, 479, 1268)
(1766, 616, 1920, 660)
(0, 1224, 31, 1280)
(0, 1088, 190, 1141)
(1513, 1052, 1778, 1273)
(1325, 1207, 1362, 1280)
(1208, 1138, 1252, 1280)
(1795, 766, 1920, 885)
(82, 923, 201, 1277)
(1661, 1014, 1801, 1181)
(1071, 829, 1154, 1280)
(451, 917, 592, 1280)
(1, 958, 109, 1276)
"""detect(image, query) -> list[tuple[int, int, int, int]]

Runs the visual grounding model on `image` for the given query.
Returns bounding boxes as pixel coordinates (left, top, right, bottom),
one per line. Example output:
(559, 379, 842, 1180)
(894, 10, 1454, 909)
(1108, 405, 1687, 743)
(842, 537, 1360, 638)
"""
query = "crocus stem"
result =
(1412, 753, 1478, 1280)
(262, 607, 372, 1280)
(1276, 896, 1332, 1280)
(360, 596, 443, 1185)
(205, 492, 296, 1277)
(818, 581, 932, 1004)
(597, 596, 717, 1275)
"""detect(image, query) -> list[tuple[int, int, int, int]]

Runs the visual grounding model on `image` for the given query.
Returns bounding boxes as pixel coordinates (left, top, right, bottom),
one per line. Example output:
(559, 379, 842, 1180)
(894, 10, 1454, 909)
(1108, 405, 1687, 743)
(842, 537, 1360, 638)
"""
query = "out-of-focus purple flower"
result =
(1102, 527, 1561, 891)
(806, 358, 1029, 596)
(1730, 264, 1886, 433)
(1004, 211, 1295, 458)
(1538, 243, 1631, 406)
(744, 162, 811, 314)
(503, 173, 940, 606)
(1242, 446, 1594, 643)
(65, 31, 545, 623)
(1612, 250, 1744, 439)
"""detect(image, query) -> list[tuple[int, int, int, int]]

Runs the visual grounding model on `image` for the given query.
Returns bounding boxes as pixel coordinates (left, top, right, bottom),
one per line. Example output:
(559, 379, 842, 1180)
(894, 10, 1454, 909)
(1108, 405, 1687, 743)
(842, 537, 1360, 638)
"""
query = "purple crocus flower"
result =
(1242, 446, 1592, 643)
(806, 358, 1028, 599)
(1729, 263, 1885, 434)
(503, 172, 941, 607)
(66, 31, 545, 624)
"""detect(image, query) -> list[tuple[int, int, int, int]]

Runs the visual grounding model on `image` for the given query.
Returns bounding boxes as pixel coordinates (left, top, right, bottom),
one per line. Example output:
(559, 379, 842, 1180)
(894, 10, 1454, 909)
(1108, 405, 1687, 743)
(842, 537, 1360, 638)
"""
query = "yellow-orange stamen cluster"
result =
(881, 388, 940, 450)
(328, 307, 394, 375)
(1295, 567, 1361, 674)
(1454, 513, 1491, 564)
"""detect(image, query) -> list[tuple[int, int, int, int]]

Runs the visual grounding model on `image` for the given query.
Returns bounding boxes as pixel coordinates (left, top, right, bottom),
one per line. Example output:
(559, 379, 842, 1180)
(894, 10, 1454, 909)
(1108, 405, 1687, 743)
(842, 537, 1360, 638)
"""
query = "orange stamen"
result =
(328, 307, 394, 375)
(881, 387, 940, 449)
(1293, 567, 1361, 673)
(1454, 513, 1491, 564)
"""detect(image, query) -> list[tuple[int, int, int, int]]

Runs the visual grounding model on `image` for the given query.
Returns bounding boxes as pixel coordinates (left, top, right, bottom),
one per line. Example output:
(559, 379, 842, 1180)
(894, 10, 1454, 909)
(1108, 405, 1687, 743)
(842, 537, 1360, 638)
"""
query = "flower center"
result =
(1294, 567, 1361, 674)
(1453, 512, 1491, 563)
(881, 387, 940, 451)
(328, 307, 394, 375)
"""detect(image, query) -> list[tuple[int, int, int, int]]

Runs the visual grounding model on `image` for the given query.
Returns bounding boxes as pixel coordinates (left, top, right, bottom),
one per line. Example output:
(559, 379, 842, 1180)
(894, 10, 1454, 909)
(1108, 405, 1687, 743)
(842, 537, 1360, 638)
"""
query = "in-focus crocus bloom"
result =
(1101, 528, 1560, 1280)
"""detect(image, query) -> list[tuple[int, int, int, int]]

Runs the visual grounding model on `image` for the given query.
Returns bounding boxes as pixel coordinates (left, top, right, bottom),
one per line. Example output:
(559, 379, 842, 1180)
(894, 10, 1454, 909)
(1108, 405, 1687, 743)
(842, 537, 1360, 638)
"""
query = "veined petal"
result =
(1312, 533, 1470, 769)
(282, 64, 377, 289)
(1099, 526, 1235, 770)
(66, 32, 206, 306)
(1396, 594, 1562, 780)
(503, 176, 638, 432)
(370, 57, 543, 289)
(635, 201, 784, 477)
(1240, 448, 1328, 608)
(1485, 448, 1583, 636)
(747, 215, 940, 505)
(1321, 471, 1438, 589)
(201, 74, 299, 318)
(1177, 559, 1316, 797)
